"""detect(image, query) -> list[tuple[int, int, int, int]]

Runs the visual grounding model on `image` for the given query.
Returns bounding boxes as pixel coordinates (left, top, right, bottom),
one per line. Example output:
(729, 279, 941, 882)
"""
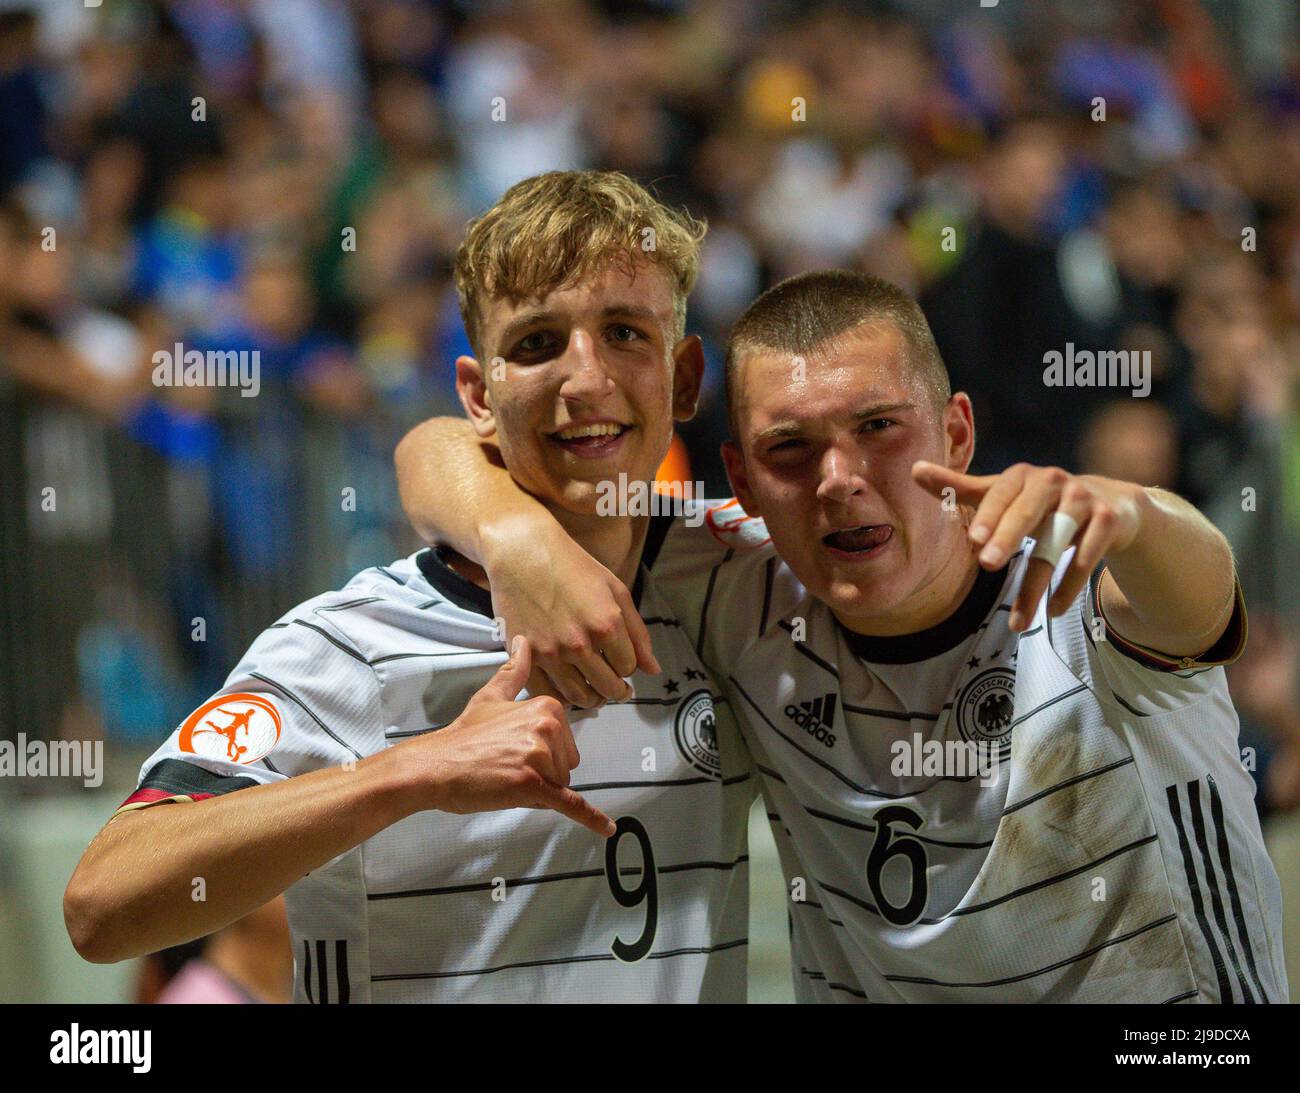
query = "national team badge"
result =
(955, 669, 1015, 757)
(674, 688, 721, 777)
(178, 693, 282, 765)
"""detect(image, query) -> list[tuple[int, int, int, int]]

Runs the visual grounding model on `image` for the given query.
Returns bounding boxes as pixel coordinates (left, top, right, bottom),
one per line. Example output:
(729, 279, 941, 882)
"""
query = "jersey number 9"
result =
(605, 816, 658, 962)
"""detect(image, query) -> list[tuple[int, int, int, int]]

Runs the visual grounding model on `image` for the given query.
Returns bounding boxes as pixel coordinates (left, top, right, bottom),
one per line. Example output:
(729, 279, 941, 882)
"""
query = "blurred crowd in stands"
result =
(1, 0, 1297, 822)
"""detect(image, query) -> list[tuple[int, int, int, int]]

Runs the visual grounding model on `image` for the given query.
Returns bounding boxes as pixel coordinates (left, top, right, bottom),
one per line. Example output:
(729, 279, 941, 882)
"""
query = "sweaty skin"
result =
(396, 322, 1236, 695)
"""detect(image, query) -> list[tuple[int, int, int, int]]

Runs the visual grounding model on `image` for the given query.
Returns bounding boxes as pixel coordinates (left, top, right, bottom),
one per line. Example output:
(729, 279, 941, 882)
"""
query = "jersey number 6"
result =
(605, 816, 658, 962)
(866, 805, 929, 927)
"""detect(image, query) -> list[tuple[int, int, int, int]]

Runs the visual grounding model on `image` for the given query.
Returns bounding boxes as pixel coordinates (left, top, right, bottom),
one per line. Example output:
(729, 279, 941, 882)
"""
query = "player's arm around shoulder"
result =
(476, 511, 665, 709)
(64, 633, 612, 964)
(396, 415, 661, 708)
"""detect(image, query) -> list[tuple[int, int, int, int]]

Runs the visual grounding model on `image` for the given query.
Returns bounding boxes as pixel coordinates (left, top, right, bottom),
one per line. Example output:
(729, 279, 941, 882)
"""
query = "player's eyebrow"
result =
(853, 400, 914, 420)
(753, 421, 805, 441)
(496, 310, 556, 349)
(495, 303, 667, 351)
(753, 401, 915, 442)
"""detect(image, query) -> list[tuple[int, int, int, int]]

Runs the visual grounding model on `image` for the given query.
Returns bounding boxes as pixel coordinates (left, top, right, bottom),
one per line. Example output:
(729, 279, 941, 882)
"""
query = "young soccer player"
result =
(398, 270, 1287, 1003)
(65, 171, 755, 1002)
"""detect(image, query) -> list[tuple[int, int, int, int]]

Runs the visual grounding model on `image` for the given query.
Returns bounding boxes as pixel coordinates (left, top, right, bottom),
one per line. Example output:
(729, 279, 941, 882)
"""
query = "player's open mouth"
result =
(548, 421, 632, 459)
(822, 524, 893, 560)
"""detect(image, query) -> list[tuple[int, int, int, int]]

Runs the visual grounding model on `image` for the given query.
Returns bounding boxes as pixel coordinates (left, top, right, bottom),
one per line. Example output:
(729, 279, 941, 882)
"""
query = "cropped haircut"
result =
(724, 270, 951, 442)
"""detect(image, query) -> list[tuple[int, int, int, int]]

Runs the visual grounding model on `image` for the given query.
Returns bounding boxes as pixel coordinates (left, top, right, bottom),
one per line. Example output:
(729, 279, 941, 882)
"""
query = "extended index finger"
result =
(535, 783, 616, 838)
(912, 461, 997, 506)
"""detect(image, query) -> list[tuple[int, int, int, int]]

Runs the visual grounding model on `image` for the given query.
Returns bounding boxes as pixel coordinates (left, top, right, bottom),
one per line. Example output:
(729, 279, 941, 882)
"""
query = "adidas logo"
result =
(784, 693, 838, 748)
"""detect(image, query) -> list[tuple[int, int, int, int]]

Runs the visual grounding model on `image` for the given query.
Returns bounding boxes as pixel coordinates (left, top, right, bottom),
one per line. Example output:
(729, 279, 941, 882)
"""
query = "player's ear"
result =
(456, 355, 497, 439)
(721, 440, 760, 516)
(943, 392, 975, 474)
(670, 334, 705, 422)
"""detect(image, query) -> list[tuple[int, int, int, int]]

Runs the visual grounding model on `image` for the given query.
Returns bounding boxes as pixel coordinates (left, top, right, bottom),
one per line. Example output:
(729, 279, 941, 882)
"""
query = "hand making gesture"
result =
(913, 461, 1145, 632)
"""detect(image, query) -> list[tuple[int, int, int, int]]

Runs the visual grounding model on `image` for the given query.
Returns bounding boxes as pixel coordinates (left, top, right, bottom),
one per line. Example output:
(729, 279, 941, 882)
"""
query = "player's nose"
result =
(816, 445, 868, 504)
(557, 329, 616, 401)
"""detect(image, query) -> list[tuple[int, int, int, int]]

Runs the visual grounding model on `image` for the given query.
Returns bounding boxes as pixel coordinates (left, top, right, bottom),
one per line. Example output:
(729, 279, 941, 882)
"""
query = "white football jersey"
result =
(649, 499, 1288, 1004)
(120, 539, 755, 1002)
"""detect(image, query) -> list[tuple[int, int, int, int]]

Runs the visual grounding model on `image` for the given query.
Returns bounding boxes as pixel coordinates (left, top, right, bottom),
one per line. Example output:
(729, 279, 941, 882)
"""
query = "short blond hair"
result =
(454, 170, 706, 355)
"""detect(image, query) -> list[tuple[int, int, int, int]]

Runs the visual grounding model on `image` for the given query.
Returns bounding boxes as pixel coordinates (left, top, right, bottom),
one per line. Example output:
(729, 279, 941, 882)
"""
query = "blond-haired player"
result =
(65, 171, 755, 1003)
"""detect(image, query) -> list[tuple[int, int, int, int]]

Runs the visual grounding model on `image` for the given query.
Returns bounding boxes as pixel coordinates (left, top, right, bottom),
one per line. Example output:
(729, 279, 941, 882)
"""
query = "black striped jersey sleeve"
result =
(116, 595, 385, 816)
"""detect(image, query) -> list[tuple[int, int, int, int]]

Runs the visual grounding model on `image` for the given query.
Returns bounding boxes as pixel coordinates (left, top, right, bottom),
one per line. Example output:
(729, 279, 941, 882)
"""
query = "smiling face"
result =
(723, 321, 975, 633)
(457, 260, 702, 515)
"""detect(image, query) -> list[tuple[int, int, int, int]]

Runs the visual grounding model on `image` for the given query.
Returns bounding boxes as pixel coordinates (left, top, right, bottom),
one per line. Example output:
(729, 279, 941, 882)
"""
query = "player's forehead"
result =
(738, 323, 926, 433)
(477, 261, 677, 353)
